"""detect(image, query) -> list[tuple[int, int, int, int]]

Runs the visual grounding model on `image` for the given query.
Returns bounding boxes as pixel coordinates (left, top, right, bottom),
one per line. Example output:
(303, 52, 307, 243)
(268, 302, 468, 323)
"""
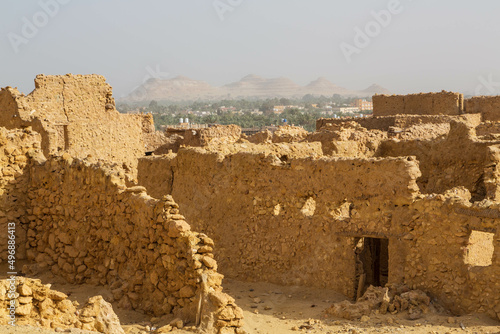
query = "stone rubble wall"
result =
(23, 156, 242, 333)
(138, 149, 421, 298)
(0, 125, 242, 333)
(372, 92, 464, 116)
(0, 127, 44, 264)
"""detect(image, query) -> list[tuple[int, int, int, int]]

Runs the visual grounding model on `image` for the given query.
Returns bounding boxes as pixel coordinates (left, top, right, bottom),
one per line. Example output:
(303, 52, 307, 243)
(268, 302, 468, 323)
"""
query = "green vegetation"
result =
(117, 95, 372, 132)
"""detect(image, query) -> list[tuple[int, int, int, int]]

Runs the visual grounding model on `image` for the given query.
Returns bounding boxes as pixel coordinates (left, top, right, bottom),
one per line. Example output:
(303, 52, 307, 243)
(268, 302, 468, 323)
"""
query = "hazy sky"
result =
(1, 0, 500, 97)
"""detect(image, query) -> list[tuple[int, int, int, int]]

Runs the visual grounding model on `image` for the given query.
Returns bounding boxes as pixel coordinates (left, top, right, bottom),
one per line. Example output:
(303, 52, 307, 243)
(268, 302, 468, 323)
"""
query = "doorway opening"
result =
(354, 237, 389, 300)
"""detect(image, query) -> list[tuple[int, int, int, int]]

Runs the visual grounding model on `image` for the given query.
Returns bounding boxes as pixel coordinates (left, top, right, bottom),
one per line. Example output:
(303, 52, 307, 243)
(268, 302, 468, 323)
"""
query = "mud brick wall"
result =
(23, 157, 242, 333)
(373, 92, 464, 116)
(138, 149, 421, 298)
(465, 96, 500, 121)
(0, 74, 145, 174)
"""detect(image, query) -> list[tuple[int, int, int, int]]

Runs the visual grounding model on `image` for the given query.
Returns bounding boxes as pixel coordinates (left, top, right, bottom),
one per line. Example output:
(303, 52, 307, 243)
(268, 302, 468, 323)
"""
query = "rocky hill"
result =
(122, 75, 390, 102)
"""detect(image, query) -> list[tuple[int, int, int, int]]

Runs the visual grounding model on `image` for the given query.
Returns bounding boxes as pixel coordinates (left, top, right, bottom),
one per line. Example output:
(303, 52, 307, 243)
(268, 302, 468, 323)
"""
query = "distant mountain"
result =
(361, 84, 391, 95)
(223, 75, 302, 98)
(303, 77, 351, 96)
(126, 76, 222, 101)
(122, 75, 390, 102)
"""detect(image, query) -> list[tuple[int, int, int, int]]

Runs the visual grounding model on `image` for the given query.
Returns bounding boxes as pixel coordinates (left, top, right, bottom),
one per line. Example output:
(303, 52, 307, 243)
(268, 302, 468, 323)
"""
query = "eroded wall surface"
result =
(373, 92, 464, 116)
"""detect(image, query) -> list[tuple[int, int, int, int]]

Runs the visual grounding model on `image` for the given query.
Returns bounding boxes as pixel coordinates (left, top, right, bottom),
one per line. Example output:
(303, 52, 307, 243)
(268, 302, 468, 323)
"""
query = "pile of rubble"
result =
(0, 277, 124, 333)
(325, 285, 439, 321)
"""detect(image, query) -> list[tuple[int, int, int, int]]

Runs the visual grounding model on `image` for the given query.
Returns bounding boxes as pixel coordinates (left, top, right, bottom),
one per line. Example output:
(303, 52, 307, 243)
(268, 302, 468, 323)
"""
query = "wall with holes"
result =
(137, 147, 500, 319)
(137, 148, 421, 298)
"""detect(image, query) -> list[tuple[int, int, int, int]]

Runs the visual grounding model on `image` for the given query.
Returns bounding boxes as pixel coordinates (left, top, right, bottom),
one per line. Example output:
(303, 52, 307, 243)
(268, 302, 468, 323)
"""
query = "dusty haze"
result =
(1, 1, 500, 97)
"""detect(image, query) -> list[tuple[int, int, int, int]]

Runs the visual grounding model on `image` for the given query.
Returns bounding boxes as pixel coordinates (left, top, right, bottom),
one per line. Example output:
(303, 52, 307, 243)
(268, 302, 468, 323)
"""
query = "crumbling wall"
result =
(372, 91, 464, 116)
(476, 121, 500, 139)
(0, 74, 145, 173)
(316, 114, 480, 132)
(317, 116, 397, 132)
(245, 129, 272, 144)
(306, 122, 387, 157)
(23, 156, 242, 333)
(138, 150, 421, 298)
(376, 121, 500, 200)
(0, 277, 125, 332)
(465, 96, 500, 121)
(270, 125, 308, 143)
(157, 125, 242, 153)
(0, 127, 43, 264)
(141, 113, 170, 152)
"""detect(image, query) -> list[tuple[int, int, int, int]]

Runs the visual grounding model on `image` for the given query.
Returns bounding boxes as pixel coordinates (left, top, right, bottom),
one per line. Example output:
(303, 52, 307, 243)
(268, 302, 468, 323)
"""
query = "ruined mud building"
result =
(140, 90, 500, 320)
(0, 76, 498, 332)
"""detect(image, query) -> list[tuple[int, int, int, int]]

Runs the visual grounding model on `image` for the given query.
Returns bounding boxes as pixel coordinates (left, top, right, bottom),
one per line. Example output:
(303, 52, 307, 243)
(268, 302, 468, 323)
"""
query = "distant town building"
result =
(219, 106, 236, 112)
(332, 107, 360, 114)
(273, 105, 286, 114)
(354, 99, 373, 111)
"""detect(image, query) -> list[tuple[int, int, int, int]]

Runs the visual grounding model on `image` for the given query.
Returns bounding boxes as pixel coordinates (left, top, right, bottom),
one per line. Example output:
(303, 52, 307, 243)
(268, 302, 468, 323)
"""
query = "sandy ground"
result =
(1, 265, 499, 334)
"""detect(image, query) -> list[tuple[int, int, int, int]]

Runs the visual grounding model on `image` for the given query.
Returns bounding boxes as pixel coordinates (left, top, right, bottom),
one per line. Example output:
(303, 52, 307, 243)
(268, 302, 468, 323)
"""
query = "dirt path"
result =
(1, 267, 499, 334)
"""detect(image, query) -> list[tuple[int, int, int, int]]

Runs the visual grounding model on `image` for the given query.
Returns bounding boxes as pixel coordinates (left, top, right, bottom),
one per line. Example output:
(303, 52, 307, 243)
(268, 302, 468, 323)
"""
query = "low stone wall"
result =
(0, 277, 125, 332)
(372, 92, 464, 116)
